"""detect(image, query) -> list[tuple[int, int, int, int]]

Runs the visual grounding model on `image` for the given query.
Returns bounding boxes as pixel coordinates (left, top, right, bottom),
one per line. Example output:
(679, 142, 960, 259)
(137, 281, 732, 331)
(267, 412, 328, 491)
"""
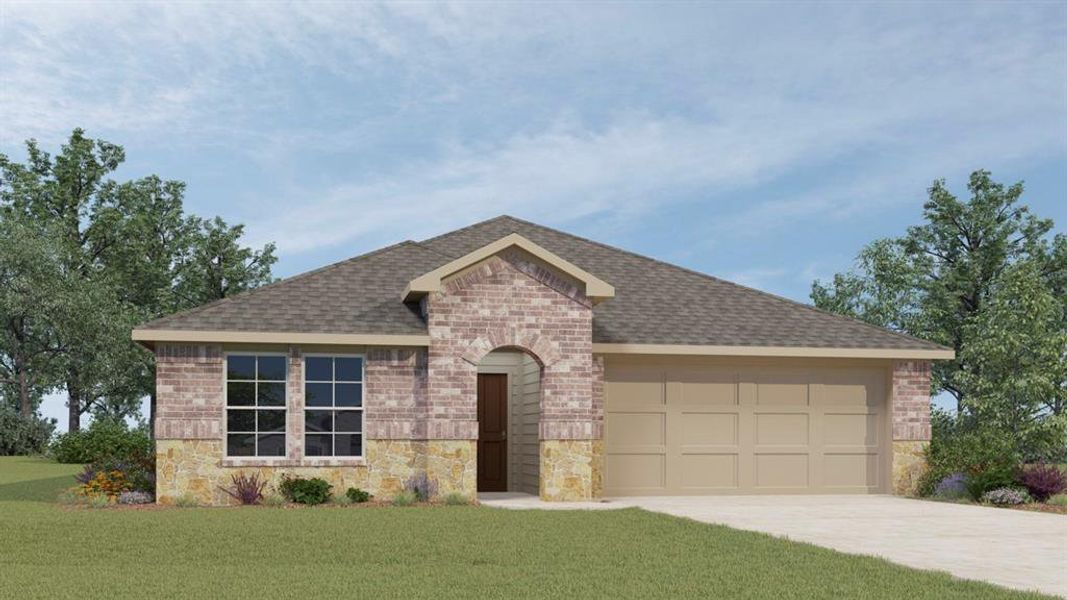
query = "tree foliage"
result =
(0, 129, 277, 432)
(812, 170, 1066, 459)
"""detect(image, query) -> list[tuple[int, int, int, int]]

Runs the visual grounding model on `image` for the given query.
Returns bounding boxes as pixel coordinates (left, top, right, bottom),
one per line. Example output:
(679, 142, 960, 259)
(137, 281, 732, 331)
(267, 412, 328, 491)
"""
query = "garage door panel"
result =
(822, 368, 885, 407)
(676, 370, 737, 405)
(823, 453, 878, 487)
(824, 413, 879, 446)
(607, 454, 665, 490)
(681, 412, 737, 446)
(756, 413, 809, 446)
(606, 412, 664, 448)
(754, 371, 810, 406)
(680, 454, 738, 489)
(755, 454, 809, 488)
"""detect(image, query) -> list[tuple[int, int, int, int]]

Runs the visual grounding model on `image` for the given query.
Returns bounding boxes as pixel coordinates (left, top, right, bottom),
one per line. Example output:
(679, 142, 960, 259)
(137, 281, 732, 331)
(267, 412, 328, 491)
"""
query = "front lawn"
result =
(0, 457, 1049, 599)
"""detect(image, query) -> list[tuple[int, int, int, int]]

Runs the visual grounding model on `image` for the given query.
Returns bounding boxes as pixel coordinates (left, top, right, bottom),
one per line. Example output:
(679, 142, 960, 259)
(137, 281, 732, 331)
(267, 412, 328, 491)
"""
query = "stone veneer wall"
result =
(891, 360, 932, 495)
(426, 250, 601, 500)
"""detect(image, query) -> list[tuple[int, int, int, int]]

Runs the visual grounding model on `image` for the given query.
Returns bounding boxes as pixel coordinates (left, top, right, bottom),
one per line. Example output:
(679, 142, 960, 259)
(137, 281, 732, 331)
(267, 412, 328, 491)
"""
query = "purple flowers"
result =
(404, 473, 438, 502)
(932, 473, 968, 499)
(980, 487, 1030, 506)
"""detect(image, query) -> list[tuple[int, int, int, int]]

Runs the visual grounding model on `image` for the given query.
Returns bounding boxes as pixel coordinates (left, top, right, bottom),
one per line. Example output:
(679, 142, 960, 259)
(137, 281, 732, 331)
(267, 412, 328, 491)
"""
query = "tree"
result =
(812, 170, 1065, 459)
(0, 214, 69, 416)
(0, 129, 277, 431)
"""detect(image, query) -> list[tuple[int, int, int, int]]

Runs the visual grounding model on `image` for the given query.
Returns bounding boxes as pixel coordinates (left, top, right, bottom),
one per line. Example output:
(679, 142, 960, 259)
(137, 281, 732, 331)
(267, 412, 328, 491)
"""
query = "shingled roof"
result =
(135, 215, 948, 353)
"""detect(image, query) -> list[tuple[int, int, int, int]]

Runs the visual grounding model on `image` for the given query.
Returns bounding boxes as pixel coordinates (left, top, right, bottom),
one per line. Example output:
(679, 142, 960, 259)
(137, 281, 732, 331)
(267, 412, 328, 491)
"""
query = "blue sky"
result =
(2, 2, 1064, 430)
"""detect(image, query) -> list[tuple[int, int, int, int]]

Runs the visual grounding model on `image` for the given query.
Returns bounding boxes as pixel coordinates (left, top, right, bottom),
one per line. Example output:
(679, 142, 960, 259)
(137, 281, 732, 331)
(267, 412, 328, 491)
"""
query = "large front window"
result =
(226, 354, 287, 457)
(304, 355, 363, 457)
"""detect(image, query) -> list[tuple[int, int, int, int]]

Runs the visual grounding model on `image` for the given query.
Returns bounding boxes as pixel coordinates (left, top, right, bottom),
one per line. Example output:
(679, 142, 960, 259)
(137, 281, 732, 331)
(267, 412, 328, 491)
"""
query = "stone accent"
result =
(540, 440, 596, 501)
(590, 439, 604, 499)
(891, 440, 928, 496)
(426, 251, 599, 442)
(891, 361, 932, 496)
(425, 440, 477, 496)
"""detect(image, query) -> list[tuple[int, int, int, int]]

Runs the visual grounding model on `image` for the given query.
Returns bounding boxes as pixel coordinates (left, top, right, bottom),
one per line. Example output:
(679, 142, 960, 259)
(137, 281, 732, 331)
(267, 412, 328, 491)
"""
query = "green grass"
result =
(0, 457, 1049, 599)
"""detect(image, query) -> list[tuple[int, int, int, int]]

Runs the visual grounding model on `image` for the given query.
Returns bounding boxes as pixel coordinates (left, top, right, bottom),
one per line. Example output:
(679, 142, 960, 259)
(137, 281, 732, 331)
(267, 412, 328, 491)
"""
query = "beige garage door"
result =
(603, 359, 888, 495)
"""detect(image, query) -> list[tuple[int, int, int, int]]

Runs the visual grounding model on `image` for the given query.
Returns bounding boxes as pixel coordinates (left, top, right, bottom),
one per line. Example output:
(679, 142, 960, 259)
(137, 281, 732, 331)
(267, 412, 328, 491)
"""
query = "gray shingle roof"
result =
(138, 215, 946, 351)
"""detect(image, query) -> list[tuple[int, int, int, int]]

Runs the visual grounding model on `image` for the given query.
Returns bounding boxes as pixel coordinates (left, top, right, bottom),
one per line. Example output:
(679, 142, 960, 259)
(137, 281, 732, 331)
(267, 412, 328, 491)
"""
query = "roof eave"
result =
(131, 329, 431, 347)
(591, 343, 955, 360)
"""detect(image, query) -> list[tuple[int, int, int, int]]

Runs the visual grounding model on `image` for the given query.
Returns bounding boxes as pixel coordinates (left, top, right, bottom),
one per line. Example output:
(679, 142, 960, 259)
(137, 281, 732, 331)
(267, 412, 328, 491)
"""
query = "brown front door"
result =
(477, 373, 508, 492)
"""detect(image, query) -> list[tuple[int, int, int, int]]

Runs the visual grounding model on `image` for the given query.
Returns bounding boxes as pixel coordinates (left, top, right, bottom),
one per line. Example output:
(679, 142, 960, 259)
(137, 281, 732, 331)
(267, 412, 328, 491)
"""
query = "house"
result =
(132, 216, 952, 505)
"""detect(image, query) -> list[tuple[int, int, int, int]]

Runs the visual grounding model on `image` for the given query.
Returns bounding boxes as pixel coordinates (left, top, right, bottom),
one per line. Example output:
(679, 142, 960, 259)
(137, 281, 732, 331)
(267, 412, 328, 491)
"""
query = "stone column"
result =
(891, 360, 932, 495)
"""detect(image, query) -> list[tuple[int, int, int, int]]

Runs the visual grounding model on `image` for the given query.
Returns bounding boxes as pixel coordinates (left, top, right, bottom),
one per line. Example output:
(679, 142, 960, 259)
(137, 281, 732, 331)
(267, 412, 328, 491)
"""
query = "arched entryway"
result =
(476, 348, 542, 494)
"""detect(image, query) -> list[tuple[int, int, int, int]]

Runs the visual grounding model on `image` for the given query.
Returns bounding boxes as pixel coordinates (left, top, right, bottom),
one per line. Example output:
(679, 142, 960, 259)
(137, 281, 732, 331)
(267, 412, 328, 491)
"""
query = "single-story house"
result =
(132, 216, 952, 505)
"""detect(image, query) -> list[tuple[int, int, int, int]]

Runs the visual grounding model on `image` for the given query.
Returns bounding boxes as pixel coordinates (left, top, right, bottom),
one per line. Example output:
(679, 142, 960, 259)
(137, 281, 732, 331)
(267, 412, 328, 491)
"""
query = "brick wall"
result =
(364, 348, 428, 439)
(426, 250, 599, 441)
(892, 360, 932, 441)
(155, 344, 224, 439)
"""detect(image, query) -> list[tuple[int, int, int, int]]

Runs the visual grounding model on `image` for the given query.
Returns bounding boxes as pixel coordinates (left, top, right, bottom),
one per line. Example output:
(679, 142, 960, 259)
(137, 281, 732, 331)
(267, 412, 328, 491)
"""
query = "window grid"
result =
(304, 355, 363, 457)
(225, 355, 287, 458)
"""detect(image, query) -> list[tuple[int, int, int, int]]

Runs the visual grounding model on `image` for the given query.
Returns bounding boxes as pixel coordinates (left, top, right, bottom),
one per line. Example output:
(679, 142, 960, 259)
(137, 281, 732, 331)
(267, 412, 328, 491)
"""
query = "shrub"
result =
(404, 472, 437, 502)
(50, 419, 153, 464)
(932, 473, 968, 499)
(75, 457, 155, 495)
(0, 408, 55, 455)
(77, 468, 129, 499)
(965, 465, 1016, 501)
(392, 490, 417, 507)
(117, 491, 154, 505)
(1047, 493, 1067, 507)
(222, 472, 267, 505)
(86, 494, 112, 509)
(345, 487, 372, 503)
(262, 493, 286, 507)
(980, 487, 1031, 506)
(1017, 464, 1067, 501)
(443, 492, 469, 506)
(279, 475, 332, 505)
(173, 494, 200, 508)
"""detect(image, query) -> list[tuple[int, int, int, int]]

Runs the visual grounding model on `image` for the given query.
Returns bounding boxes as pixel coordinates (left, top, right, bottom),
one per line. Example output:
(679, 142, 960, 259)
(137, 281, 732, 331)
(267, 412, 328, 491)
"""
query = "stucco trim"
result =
(402, 233, 615, 303)
(592, 343, 954, 360)
(132, 329, 430, 348)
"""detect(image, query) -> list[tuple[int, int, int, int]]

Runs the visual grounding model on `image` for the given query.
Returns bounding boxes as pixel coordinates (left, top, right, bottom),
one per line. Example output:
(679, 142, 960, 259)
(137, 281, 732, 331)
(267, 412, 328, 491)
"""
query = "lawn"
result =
(0, 457, 1050, 599)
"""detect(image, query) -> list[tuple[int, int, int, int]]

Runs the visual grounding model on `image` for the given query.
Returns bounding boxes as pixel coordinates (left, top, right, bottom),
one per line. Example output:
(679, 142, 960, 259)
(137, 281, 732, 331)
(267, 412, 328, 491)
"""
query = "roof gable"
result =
(402, 233, 615, 304)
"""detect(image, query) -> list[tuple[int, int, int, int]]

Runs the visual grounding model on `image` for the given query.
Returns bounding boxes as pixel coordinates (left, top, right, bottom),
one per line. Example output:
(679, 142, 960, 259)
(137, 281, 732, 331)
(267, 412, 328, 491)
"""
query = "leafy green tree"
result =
(0, 214, 69, 416)
(812, 170, 1065, 459)
(0, 129, 277, 431)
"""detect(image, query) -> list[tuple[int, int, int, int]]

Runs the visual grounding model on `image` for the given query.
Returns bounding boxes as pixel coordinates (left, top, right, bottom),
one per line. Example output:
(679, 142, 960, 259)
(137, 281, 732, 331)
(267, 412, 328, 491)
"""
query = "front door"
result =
(477, 373, 508, 492)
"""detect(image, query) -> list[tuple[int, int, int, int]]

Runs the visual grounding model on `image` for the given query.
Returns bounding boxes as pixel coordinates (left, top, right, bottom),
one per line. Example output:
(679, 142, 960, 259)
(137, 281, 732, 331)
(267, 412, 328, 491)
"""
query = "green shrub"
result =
(918, 414, 1019, 497)
(50, 419, 153, 464)
(173, 494, 200, 508)
(443, 492, 469, 506)
(965, 465, 1017, 501)
(1047, 493, 1067, 507)
(0, 408, 56, 455)
(391, 490, 417, 507)
(279, 476, 332, 505)
(345, 487, 372, 503)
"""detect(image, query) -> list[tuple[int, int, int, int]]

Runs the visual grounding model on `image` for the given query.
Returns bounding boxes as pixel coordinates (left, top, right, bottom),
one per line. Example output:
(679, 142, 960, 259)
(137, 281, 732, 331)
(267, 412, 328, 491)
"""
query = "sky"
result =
(1, 1, 1064, 431)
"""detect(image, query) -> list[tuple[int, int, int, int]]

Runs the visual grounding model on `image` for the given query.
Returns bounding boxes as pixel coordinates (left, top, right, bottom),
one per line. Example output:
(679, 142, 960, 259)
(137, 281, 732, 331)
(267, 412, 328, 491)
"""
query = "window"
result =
(226, 354, 287, 457)
(304, 356, 363, 457)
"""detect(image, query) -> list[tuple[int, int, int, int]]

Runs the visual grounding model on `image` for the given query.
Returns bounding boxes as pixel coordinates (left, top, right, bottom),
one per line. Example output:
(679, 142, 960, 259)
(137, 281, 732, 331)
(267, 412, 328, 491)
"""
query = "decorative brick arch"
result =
(459, 328, 562, 367)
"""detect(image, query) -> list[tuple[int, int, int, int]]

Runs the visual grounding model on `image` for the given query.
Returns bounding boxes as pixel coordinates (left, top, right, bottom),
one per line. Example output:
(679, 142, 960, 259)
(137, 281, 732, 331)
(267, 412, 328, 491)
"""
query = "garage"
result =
(604, 356, 889, 495)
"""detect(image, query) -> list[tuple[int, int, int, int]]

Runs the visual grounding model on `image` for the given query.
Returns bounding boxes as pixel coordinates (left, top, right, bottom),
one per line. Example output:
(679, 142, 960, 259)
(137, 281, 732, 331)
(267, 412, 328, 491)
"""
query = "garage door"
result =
(603, 360, 887, 495)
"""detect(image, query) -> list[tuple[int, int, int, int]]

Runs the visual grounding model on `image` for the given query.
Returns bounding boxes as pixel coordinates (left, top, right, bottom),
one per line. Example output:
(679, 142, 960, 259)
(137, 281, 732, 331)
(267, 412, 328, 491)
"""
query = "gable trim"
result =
(592, 343, 954, 360)
(402, 233, 615, 303)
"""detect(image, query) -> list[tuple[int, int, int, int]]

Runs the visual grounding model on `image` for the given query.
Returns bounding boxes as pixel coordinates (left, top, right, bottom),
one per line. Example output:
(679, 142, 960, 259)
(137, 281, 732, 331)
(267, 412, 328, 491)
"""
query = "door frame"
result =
(476, 371, 510, 492)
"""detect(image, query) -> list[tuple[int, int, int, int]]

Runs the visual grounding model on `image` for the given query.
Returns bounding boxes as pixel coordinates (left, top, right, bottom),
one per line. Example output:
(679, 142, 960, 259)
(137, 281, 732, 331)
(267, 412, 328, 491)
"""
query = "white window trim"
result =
(223, 351, 289, 460)
(302, 352, 365, 459)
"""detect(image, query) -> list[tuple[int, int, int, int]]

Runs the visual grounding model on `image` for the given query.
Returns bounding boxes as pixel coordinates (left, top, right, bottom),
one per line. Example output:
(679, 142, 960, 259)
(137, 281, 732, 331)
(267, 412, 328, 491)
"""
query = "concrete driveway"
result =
(619, 495, 1067, 597)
